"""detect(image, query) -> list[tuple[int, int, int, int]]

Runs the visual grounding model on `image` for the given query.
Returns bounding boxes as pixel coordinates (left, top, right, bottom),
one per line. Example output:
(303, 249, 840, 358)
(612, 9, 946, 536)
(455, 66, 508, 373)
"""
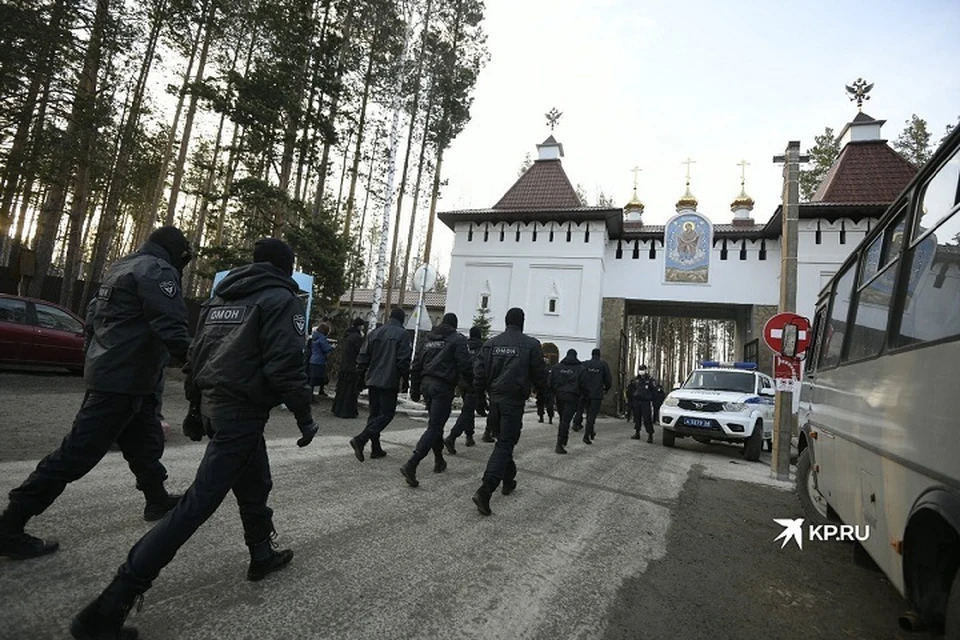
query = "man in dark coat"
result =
(629, 364, 664, 443)
(349, 308, 412, 461)
(536, 357, 555, 424)
(69, 238, 319, 639)
(0, 226, 192, 560)
(579, 348, 612, 445)
(401, 313, 472, 487)
(549, 349, 582, 454)
(471, 308, 547, 516)
(443, 325, 484, 453)
(332, 317, 366, 418)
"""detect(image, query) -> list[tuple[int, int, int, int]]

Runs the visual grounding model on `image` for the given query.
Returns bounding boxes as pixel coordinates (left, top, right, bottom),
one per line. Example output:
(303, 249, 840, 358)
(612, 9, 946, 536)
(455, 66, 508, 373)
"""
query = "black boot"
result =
(472, 489, 492, 516)
(538, 416, 544, 423)
(70, 572, 143, 640)
(464, 434, 475, 447)
(555, 444, 567, 454)
(370, 440, 387, 459)
(247, 534, 294, 582)
(0, 505, 59, 560)
(443, 436, 457, 455)
(481, 431, 495, 443)
(400, 462, 419, 488)
(501, 479, 517, 496)
(647, 432, 654, 443)
(631, 431, 641, 440)
(349, 436, 365, 462)
(582, 435, 592, 445)
(433, 456, 447, 474)
(142, 487, 181, 522)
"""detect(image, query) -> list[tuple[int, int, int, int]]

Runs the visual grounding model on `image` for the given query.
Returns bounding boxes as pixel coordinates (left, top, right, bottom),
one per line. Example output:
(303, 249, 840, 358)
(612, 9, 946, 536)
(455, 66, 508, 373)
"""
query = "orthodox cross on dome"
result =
(681, 157, 696, 186)
(737, 159, 750, 188)
(845, 78, 874, 111)
(545, 107, 562, 131)
(631, 165, 642, 193)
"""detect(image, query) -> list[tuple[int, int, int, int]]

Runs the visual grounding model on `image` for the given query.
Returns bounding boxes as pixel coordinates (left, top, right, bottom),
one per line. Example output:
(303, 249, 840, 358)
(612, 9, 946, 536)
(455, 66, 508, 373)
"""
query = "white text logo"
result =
(773, 518, 871, 549)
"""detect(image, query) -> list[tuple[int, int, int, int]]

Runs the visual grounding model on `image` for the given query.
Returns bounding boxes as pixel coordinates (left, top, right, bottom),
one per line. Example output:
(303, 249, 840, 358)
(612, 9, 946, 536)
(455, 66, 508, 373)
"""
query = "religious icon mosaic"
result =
(664, 213, 712, 283)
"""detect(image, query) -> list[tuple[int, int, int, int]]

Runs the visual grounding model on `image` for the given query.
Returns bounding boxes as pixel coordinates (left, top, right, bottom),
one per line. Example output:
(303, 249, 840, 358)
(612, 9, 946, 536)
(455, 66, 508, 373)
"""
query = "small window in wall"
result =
(546, 298, 558, 314)
(739, 239, 747, 260)
(499, 224, 505, 241)
(480, 294, 490, 310)
(720, 239, 728, 260)
(544, 282, 561, 316)
(467, 224, 473, 241)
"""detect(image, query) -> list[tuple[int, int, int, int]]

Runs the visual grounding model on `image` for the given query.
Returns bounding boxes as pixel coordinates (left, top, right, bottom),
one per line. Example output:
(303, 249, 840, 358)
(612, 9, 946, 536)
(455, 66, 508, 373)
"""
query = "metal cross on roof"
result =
(631, 165, 642, 190)
(845, 78, 874, 111)
(681, 157, 696, 185)
(545, 107, 562, 131)
(737, 159, 750, 187)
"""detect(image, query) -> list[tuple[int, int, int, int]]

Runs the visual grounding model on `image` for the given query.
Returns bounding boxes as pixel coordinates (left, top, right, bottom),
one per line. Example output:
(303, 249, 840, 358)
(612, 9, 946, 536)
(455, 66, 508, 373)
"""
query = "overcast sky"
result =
(426, 0, 960, 276)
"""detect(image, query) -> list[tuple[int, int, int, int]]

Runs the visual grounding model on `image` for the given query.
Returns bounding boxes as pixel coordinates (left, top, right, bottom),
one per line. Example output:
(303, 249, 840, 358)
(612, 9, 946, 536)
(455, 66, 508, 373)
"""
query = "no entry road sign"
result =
(763, 312, 811, 356)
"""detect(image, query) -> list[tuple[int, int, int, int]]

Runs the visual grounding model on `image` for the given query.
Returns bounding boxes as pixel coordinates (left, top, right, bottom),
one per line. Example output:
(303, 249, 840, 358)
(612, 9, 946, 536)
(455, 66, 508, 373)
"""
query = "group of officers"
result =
(0, 226, 665, 639)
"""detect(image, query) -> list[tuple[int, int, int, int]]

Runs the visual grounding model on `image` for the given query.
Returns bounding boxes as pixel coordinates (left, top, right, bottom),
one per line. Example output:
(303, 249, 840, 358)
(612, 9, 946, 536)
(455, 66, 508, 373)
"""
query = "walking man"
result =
(401, 313, 472, 487)
(550, 349, 582, 454)
(629, 364, 663, 443)
(579, 348, 612, 445)
(69, 237, 319, 639)
(0, 226, 192, 560)
(471, 308, 548, 516)
(349, 308, 412, 461)
(308, 322, 334, 398)
(444, 325, 485, 453)
(536, 357, 555, 424)
(332, 317, 366, 418)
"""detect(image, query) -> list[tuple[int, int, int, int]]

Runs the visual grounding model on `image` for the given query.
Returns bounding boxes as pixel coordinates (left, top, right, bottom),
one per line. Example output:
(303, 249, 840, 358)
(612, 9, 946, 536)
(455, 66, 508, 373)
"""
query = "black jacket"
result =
(550, 354, 582, 396)
(580, 356, 612, 399)
(84, 242, 191, 395)
(357, 317, 412, 390)
(473, 325, 547, 406)
(186, 262, 312, 425)
(339, 326, 363, 373)
(458, 337, 484, 394)
(410, 323, 472, 394)
(629, 374, 664, 403)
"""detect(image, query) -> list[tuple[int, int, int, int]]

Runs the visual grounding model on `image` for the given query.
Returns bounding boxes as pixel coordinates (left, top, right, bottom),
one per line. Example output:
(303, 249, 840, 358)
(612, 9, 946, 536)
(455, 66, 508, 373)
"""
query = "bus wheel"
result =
(796, 448, 836, 526)
(946, 569, 960, 640)
(745, 421, 763, 462)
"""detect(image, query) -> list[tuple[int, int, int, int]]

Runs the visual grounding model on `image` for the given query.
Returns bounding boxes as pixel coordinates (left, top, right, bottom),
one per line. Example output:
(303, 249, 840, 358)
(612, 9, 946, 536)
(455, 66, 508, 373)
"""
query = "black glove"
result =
(182, 405, 205, 441)
(410, 389, 421, 403)
(297, 420, 319, 448)
(476, 393, 488, 416)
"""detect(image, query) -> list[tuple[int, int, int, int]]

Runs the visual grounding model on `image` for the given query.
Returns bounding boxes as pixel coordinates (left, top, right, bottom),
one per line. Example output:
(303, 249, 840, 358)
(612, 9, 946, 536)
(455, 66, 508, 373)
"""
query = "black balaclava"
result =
(592, 348, 601, 359)
(352, 317, 367, 329)
(469, 326, 482, 340)
(390, 308, 405, 323)
(148, 226, 192, 273)
(253, 238, 295, 276)
(566, 348, 578, 359)
(442, 313, 458, 329)
(505, 307, 524, 330)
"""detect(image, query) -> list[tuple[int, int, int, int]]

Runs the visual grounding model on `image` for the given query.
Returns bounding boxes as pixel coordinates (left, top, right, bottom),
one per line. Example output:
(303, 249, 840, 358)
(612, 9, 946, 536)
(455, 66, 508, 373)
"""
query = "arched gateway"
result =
(438, 112, 917, 414)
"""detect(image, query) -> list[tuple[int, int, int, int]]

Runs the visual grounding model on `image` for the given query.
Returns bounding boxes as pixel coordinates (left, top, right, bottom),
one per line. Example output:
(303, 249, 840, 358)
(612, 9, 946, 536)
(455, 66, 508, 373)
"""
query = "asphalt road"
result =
(0, 370, 923, 639)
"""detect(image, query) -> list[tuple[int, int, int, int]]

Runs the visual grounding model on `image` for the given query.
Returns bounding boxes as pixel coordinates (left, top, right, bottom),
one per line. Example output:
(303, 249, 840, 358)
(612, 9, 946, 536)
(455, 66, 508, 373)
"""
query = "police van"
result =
(658, 361, 775, 461)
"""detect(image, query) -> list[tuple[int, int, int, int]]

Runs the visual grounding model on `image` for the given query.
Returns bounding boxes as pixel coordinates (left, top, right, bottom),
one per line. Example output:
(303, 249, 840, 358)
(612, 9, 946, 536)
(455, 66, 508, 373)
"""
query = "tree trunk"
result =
(165, 0, 216, 225)
(28, 0, 109, 299)
(421, 147, 443, 265)
(340, 46, 376, 238)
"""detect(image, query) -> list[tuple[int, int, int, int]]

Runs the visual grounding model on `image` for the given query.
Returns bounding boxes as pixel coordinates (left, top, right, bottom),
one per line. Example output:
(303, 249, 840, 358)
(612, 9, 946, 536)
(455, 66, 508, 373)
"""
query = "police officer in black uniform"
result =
(349, 308, 412, 461)
(332, 317, 366, 418)
(0, 226, 192, 561)
(471, 308, 547, 516)
(401, 313, 472, 487)
(550, 349, 582, 454)
(629, 364, 663, 443)
(536, 357, 555, 424)
(443, 325, 484, 453)
(69, 238, 319, 640)
(579, 348, 612, 445)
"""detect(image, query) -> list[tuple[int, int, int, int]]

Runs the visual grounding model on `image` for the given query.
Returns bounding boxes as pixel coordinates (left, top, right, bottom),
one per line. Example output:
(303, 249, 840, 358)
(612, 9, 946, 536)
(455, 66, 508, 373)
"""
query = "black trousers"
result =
(573, 396, 584, 428)
(555, 392, 579, 446)
(121, 417, 273, 589)
(409, 380, 455, 467)
(584, 397, 602, 438)
(536, 393, 555, 421)
(332, 371, 360, 418)
(634, 400, 654, 434)
(8, 391, 167, 517)
(448, 390, 477, 439)
(481, 402, 524, 491)
(358, 387, 398, 447)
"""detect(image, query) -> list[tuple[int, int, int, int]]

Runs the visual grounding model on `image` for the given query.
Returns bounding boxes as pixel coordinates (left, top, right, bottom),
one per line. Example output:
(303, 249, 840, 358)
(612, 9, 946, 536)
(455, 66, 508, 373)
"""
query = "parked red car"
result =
(0, 293, 86, 373)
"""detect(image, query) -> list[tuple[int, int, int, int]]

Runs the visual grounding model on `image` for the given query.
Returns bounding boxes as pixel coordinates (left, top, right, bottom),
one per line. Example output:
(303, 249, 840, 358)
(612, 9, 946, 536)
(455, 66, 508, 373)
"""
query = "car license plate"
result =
(684, 418, 711, 428)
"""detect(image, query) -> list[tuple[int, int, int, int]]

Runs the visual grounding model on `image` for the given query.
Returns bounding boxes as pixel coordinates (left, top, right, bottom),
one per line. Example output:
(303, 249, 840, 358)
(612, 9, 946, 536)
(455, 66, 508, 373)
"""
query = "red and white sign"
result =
(763, 312, 812, 356)
(774, 355, 801, 392)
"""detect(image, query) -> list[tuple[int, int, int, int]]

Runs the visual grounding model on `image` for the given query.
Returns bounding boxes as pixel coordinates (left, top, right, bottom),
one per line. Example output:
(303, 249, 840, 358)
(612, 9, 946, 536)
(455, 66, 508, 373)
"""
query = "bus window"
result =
(914, 146, 960, 239)
(895, 208, 960, 346)
(848, 260, 897, 361)
(819, 266, 856, 369)
(807, 307, 827, 374)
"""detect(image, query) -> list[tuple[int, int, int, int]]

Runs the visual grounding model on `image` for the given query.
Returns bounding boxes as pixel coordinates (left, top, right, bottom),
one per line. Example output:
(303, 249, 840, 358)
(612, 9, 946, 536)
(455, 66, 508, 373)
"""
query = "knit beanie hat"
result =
(147, 226, 192, 272)
(253, 238, 295, 276)
(442, 313, 458, 329)
(505, 307, 524, 330)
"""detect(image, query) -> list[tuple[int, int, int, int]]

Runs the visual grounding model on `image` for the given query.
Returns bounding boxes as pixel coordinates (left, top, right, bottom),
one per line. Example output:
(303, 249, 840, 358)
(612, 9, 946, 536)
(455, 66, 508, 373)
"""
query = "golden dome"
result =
(675, 185, 698, 210)
(624, 189, 645, 212)
(730, 186, 755, 211)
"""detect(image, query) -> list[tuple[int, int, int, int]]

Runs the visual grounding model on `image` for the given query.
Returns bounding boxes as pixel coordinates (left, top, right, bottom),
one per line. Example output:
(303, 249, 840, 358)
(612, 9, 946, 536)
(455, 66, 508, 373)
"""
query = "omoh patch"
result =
(159, 281, 177, 298)
(293, 313, 306, 336)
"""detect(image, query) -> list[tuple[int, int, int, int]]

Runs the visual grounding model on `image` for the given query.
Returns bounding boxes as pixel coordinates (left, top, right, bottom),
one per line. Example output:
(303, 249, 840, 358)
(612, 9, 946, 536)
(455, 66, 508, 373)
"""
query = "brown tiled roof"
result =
(812, 141, 917, 203)
(338, 288, 446, 309)
(493, 159, 583, 210)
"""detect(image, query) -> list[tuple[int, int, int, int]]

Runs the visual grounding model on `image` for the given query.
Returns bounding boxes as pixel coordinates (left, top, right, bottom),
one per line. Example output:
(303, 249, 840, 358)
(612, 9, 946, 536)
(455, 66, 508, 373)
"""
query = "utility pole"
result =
(771, 141, 808, 481)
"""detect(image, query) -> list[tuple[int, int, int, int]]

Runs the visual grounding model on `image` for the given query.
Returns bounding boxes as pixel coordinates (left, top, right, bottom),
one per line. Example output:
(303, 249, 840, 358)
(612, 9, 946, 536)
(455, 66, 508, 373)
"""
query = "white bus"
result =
(797, 126, 960, 636)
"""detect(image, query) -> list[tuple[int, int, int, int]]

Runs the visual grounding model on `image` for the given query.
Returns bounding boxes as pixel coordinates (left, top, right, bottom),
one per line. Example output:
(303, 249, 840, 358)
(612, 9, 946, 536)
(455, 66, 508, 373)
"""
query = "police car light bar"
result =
(700, 361, 758, 370)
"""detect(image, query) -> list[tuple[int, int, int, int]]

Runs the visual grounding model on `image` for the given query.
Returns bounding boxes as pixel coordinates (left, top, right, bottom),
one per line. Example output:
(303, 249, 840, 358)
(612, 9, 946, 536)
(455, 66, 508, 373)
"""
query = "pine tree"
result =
(894, 114, 933, 167)
(472, 304, 492, 339)
(799, 127, 840, 201)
